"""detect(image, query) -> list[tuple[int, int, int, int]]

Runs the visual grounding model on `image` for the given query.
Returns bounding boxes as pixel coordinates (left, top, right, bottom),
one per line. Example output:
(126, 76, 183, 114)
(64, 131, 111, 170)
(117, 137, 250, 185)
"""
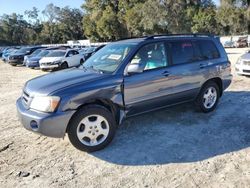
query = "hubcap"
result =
(76, 114, 109, 146)
(203, 86, 217, 109)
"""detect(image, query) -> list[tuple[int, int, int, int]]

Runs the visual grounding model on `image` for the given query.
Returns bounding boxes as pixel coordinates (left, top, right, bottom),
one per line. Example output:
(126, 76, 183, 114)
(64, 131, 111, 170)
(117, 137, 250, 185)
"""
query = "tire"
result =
(67, 105, 117, 152)
(61, 62, 68, 69)
(80, 59, 84, 65)
(195, 81, 220, 113)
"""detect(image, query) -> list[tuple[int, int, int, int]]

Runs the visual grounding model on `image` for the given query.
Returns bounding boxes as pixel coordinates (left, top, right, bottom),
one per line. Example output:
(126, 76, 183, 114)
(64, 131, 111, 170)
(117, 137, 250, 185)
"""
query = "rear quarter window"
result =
(197, 40, 220, 60)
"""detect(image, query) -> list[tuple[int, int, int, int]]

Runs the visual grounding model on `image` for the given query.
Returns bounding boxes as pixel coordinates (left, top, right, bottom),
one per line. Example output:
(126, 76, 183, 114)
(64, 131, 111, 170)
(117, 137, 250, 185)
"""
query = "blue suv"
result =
(16, 34, 232, 152)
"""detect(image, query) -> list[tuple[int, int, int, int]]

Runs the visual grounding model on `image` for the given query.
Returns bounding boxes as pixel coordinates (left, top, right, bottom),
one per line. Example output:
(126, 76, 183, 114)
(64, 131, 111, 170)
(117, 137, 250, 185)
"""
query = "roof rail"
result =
(145, 33, 214, 40)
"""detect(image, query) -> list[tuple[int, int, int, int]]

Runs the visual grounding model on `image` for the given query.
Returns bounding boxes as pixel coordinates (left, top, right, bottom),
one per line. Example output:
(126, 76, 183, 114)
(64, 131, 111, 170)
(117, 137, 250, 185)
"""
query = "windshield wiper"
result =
(86, 65, 103, 74)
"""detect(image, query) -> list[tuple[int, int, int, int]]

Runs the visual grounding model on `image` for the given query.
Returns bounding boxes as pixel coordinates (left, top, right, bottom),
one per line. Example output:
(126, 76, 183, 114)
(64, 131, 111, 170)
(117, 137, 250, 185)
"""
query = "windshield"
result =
(16, 47, 32, 54)
(37, 50, 50, 57)
(83, 43, 135, 73)
(31, 49, 42, 56)
(46, 50, 66, 57)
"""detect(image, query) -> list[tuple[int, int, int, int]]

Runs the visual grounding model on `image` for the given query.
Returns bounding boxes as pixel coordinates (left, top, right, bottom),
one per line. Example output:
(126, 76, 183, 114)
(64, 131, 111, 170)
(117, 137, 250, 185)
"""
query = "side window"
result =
(73, 50, 79, 55)
(198, 40, 220, 59)
(130, 42, 168, 71)
(67, 51, 74, 57)
(170, 41, 194, 65)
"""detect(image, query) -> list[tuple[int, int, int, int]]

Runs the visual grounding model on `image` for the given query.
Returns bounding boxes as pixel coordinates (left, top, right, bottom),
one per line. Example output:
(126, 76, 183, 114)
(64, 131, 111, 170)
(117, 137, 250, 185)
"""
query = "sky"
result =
(0, 0, 84, 16)
(0, 0, 220, 16)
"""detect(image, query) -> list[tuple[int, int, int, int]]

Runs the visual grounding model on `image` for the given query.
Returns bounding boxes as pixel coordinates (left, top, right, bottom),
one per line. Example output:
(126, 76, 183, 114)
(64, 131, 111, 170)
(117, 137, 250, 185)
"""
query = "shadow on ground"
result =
(92, 91, 250, 165)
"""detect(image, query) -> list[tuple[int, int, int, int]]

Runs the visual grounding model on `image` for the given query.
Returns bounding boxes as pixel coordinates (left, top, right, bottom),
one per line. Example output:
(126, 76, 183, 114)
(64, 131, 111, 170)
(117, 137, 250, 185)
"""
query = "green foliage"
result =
(0, 4, 84, 45)
(1, 1, 250, 45)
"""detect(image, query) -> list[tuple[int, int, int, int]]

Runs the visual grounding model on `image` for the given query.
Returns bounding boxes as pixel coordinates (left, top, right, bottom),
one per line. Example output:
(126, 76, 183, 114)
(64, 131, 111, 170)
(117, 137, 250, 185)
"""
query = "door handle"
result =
(162, 71, 170, 77)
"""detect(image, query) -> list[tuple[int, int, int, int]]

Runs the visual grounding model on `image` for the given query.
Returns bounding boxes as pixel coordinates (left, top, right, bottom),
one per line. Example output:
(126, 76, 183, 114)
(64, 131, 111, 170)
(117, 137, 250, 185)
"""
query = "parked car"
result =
(2, 48, 19, 62)
(23, 47, 46, 66)
(81, 45, 105, 61)
(25, 47, 65, 68)
(26, 49, 51, 68)
(235, 36, 248, 48)
(235, 51, 250, 75)
(223, 40, 235, 48)
(16, 34, 232, 152)
(39, 49, 82, 71)
(8, 46, 44, 66)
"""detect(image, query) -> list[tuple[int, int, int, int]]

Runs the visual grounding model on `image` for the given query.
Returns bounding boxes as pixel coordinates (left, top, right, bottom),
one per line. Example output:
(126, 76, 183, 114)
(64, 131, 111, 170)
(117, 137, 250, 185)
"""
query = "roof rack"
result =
(145, 33, 214, 40)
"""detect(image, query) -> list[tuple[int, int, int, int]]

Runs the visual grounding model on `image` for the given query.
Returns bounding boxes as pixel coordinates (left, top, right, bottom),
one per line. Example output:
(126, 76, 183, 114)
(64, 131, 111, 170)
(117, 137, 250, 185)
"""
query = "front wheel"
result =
(195, 81, 220, 113)
(61, 62, 68, 69)
(67, 105, 117, 152)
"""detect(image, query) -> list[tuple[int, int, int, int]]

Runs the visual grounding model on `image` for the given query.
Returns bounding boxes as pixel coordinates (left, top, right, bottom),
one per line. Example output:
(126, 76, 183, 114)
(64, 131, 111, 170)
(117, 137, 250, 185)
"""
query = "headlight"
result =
(30, 96, 60, 112)
(52, 60, 61, 64)
(236, 58, 242, 65)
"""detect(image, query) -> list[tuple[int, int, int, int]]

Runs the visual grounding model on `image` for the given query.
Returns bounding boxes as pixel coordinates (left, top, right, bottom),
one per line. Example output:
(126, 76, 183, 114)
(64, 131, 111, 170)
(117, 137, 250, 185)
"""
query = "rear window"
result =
(197, 40, 220, 60)
(170, 41, 194, 65)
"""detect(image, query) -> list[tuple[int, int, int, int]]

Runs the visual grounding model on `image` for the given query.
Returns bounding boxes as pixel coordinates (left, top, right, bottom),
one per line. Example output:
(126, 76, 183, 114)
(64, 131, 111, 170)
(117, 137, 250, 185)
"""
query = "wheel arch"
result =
(66, 98, 121, 133)
(201, 77, 223, 97)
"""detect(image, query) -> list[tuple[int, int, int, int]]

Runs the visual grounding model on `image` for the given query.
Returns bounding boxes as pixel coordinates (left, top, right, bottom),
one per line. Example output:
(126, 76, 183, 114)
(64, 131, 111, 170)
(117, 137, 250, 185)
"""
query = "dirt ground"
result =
(0, 48, 250, 188)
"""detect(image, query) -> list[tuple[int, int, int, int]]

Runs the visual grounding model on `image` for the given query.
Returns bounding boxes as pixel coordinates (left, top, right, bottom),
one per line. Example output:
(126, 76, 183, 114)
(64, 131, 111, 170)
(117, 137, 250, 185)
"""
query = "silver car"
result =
(235, 51, 250, 75)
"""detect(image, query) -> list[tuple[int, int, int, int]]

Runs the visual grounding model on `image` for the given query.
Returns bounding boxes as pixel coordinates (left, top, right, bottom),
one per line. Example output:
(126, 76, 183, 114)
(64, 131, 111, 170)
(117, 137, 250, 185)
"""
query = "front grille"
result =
(22, 90, 31, 107)
(243, 69, 250, 73)
(41, 62, 52, 66)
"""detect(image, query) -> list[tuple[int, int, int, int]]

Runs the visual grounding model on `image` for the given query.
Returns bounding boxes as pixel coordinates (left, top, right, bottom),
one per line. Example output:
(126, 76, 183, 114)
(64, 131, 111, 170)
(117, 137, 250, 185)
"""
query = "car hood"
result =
(10, 53, 26, 57)
(240, 53, 250, 60)
(24, 68, 109, 96)
(40, 57, 63, 63)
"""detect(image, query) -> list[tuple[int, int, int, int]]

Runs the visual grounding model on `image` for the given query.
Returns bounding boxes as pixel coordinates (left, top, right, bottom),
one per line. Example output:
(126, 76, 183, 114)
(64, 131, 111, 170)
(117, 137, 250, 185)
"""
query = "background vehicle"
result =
(2, 48, 19, 62)
(26, 49, 51, 68)
(25, 47, 67, 68)
(23, 47, 46, 66)
(81, 45, 105, 61)
(17, 34, 232, 152)
(8, 46, 44, 66)
(235, 36, 248, 48)
(39, 49, 81, 70)
(223, 40, 235, 48)
(235, 51, 250, 75)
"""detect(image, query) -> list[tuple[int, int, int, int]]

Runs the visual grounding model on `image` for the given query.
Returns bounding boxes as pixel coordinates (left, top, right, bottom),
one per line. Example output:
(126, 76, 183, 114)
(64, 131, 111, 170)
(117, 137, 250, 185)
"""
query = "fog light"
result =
(30, 120, 38, 130)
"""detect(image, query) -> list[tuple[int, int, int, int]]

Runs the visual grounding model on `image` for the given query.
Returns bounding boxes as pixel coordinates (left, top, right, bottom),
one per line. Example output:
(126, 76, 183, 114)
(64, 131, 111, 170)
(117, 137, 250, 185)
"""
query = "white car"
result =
(39, 49, 84, 70)
(235, 52, 250, 75)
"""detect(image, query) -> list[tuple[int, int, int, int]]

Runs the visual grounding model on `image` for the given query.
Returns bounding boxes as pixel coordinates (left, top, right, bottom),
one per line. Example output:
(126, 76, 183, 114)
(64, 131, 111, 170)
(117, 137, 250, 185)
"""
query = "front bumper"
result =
(16, 98, 76, 138)
(235, 64, 250, 75)
(9, 59, 23, 65)
(26, 62, 39, 68)
(40, 64, 59, 69)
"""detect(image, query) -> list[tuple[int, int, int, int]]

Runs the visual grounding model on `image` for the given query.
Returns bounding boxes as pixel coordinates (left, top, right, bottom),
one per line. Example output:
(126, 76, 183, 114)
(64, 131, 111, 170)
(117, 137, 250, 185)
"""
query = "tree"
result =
(41, 3, 61, 43)
(191, 6, 218, 34)
(57, 7, 84, 43)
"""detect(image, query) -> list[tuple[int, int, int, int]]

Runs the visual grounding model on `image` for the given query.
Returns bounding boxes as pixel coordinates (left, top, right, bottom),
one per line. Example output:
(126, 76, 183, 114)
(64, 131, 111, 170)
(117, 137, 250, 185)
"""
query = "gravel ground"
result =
(0, 48, 250, 188)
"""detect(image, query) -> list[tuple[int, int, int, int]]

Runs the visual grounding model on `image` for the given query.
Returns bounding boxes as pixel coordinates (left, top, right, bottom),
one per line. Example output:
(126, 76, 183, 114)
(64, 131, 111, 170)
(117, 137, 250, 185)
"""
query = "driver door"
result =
(123, 42, 174, 116)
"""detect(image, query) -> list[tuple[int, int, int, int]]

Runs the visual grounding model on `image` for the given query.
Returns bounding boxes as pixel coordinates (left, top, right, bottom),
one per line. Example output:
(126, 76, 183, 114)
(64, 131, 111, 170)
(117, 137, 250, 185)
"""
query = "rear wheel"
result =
(67, 105, 116, 152)
(80, 59, 84, 65)
(195, 81, 220, 113)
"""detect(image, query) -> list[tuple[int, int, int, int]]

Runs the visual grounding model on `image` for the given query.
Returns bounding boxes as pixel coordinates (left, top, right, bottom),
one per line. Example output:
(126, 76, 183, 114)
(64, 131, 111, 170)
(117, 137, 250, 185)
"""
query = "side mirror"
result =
(127, 63, 144, 75)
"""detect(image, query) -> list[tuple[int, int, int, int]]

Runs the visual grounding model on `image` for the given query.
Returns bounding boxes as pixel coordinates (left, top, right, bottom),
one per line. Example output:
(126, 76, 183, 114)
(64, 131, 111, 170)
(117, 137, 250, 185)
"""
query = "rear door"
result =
(164, 39, 207, 102)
